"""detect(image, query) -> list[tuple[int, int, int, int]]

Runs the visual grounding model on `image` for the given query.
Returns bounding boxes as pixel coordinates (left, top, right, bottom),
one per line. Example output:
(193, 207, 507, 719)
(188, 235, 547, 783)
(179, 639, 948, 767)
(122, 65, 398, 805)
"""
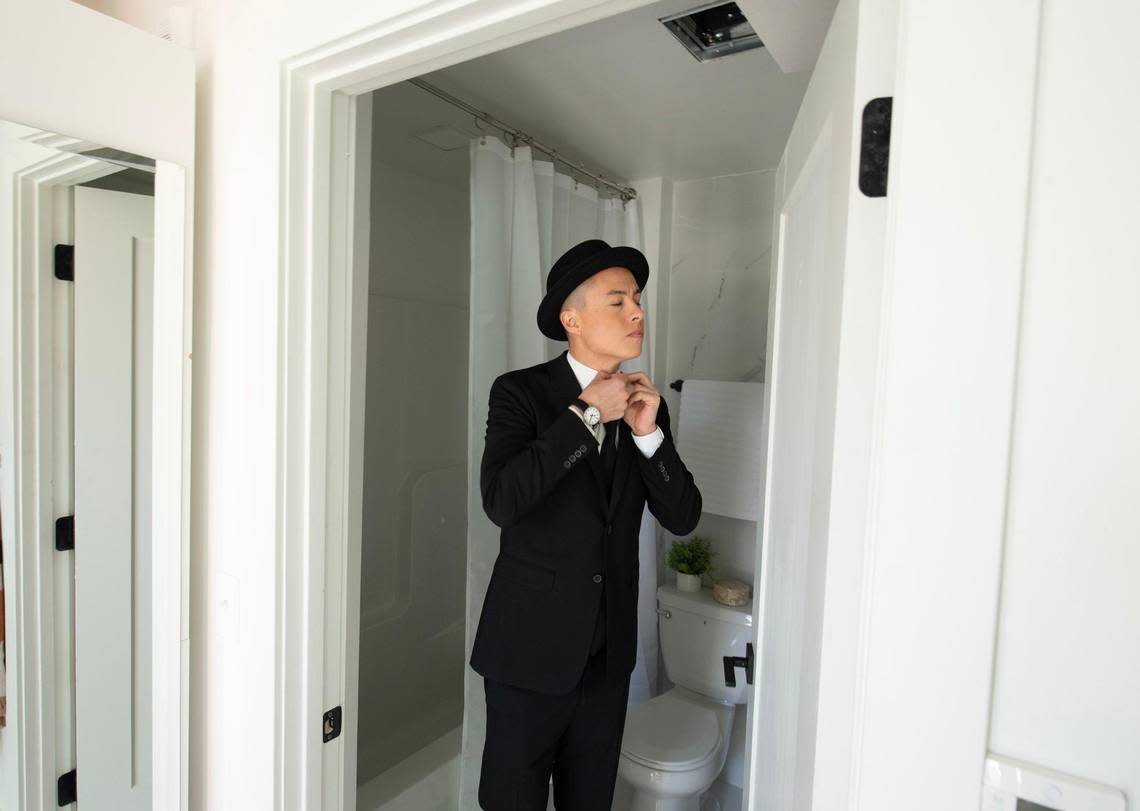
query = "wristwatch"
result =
(573, 397, 602, 427)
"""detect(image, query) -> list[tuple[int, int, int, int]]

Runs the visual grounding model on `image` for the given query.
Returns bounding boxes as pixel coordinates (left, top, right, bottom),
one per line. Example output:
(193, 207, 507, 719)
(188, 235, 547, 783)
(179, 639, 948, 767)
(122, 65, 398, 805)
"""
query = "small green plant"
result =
(666, 536, 716, 576)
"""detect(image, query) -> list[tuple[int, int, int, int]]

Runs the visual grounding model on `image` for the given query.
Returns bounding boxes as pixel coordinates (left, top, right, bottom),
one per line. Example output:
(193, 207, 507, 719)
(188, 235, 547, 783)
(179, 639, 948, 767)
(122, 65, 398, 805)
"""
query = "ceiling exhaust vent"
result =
(659, 1, 763, 62)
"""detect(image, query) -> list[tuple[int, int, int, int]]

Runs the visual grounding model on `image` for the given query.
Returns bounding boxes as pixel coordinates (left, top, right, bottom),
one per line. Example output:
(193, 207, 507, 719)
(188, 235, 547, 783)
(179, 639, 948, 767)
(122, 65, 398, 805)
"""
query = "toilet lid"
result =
(621, 691, 721, 770)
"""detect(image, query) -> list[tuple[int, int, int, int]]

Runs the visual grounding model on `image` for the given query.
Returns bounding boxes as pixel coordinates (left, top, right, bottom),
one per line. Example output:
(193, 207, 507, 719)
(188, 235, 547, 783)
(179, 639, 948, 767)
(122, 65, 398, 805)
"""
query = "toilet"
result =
(618, 584, 753, 811)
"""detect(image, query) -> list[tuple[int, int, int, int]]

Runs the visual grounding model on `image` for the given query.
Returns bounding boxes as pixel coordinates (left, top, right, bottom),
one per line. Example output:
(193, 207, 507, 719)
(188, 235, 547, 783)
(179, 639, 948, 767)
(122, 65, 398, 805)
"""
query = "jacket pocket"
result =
(494, 555, 556, 591)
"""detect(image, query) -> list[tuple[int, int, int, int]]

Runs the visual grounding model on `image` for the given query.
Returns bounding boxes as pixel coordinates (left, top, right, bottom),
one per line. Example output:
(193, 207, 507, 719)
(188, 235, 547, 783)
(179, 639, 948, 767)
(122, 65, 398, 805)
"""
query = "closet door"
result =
(73, 185, 156, 810)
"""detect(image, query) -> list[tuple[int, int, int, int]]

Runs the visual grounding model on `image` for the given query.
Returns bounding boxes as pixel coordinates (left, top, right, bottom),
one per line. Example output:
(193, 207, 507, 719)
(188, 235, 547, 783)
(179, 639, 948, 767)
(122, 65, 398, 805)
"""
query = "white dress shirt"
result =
(565, 349, 664, 458)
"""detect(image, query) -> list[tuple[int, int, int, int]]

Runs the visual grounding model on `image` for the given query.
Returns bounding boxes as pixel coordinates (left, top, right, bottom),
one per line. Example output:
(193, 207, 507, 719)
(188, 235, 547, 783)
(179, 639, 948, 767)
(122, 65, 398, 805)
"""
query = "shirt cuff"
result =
(631, 425, 664, 458)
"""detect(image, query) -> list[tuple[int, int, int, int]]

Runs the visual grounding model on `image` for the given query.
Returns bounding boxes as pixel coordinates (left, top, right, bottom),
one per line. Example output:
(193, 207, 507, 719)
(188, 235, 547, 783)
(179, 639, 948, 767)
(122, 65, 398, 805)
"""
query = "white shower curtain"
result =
(460, 133, 658, 806)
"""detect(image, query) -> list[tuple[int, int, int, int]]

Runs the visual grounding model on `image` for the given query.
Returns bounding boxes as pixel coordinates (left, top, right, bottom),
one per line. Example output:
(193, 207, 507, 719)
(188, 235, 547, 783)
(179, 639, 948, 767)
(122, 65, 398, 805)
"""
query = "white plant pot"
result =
(675, 572, 701, 592)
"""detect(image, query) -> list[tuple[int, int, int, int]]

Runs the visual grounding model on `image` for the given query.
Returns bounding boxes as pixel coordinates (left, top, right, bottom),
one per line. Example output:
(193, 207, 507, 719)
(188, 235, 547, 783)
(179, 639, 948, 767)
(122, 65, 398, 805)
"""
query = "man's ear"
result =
(560, 309, 579, 336)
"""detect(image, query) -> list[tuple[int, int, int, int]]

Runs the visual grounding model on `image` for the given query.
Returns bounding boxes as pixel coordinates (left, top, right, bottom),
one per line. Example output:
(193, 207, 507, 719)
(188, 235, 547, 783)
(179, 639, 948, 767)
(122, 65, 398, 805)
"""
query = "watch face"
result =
(585, 406, 601, 425)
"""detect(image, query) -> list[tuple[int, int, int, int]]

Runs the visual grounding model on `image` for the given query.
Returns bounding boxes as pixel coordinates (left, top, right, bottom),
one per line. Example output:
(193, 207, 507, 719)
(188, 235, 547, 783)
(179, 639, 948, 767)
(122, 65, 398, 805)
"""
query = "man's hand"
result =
(621, 372, 660, 436)
(579, 371, 631, 422)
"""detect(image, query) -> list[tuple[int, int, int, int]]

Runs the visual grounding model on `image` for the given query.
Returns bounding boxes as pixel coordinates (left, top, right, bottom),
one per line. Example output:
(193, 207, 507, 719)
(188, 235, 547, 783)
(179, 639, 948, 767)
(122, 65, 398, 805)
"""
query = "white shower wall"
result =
(357, 149, 470, 791)
(659, 169, 776, 598)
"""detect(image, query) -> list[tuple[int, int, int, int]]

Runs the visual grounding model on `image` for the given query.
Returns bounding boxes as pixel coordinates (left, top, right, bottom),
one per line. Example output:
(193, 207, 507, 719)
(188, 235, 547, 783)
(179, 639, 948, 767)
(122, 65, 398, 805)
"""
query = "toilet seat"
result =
(621, 690, 722, 771)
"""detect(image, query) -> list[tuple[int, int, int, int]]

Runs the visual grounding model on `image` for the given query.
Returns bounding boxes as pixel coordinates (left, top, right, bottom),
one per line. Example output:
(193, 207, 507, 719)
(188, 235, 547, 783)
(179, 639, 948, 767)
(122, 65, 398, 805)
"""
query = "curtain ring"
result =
(473, 115, 490, 146)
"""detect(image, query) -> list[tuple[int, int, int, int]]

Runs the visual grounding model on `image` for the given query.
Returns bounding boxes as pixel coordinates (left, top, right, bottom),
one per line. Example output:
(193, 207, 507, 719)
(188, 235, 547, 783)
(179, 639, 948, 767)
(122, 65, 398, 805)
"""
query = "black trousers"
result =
(478, 647, 630, 810)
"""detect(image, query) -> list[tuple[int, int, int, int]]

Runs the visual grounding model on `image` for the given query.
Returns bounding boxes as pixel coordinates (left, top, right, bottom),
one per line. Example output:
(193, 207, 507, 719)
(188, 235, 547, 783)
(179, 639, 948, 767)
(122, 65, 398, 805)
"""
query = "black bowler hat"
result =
(536, 239, 649, 341)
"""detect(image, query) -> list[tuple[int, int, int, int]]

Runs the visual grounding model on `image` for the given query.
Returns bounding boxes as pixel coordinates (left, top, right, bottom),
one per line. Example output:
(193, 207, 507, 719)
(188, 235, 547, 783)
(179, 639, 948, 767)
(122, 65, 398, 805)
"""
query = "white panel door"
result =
(746, 0, 898, 808)
(73, 185, 154, 811)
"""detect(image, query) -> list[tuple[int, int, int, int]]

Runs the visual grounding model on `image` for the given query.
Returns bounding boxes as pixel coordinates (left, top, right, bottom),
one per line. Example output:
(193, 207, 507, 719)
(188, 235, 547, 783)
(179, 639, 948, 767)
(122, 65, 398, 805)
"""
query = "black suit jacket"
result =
(469, 349, 702, 695)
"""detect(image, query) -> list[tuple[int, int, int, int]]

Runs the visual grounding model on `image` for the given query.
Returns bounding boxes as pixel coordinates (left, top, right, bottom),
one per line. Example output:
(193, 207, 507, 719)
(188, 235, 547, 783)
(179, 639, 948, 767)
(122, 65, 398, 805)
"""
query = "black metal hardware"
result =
(54, 244, 74, 282)
(57, 769, 77, 806)
(723, 642, 754, 687)
(323, 706, 342, 742)
(55, 516, 75, 551)
(670, 379, 684, 392)
(858, 96, 893, 197)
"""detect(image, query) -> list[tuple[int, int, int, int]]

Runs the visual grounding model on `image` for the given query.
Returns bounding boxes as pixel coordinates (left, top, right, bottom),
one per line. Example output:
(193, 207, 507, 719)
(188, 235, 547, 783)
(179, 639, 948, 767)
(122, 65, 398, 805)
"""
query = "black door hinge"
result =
(859, 96, 893, 197)
(323, 706, 342, 742)
(54, 244, 75, 282)
(57, 768, 77, 806)
(55, 516, 75, 551)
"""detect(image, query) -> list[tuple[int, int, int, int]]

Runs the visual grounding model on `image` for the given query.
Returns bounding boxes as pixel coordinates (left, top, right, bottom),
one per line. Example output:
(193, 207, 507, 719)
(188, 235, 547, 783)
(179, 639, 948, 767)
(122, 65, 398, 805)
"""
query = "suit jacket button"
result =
(563, 460, 571, 468)
(593, 573, 603, 583)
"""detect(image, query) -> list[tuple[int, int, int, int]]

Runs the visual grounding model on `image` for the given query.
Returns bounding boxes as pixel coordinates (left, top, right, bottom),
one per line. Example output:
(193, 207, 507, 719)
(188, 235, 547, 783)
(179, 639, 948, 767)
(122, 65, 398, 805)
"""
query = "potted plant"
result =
(666, 536, 716, 593)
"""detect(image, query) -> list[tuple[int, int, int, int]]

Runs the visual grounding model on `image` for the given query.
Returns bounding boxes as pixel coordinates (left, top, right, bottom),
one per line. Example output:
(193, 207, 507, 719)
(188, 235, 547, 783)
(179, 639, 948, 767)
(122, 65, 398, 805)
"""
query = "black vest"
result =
(589, 421, 621, 655)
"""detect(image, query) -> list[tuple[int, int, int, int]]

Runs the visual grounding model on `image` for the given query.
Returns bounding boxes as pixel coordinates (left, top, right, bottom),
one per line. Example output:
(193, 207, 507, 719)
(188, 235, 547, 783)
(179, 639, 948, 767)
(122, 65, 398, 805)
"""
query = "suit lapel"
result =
(546, 350, 635, 520)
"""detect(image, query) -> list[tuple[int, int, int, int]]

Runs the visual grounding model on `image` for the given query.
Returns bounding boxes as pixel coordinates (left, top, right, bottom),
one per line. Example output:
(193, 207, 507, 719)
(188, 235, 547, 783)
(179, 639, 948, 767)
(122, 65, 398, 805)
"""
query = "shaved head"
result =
(560, 276, 593, 317)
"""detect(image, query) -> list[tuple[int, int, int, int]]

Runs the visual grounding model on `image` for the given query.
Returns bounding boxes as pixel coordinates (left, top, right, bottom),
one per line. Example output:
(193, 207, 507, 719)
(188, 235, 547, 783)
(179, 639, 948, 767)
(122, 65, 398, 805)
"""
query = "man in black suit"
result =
(470, 238, 703, 810)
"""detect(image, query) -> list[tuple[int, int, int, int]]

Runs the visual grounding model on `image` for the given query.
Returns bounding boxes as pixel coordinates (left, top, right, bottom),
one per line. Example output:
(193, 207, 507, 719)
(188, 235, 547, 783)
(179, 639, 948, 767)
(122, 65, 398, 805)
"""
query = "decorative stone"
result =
(712, 578, 751, 606)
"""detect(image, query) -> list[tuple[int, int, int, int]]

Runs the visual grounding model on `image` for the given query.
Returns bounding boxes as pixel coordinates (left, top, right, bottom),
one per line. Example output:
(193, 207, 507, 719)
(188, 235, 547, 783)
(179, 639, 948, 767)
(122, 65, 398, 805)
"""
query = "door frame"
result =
(0, 4, 195, 810)
(274, 2, 683, 807)
(274, 1, 1043, 810)
(3, 121, 191, 811)
(6, 146, 131, 811)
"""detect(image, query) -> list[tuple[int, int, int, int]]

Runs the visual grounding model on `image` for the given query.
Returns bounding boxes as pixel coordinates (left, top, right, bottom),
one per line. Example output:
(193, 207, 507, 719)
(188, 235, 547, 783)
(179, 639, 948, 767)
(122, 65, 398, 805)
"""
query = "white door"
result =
(72, 185, 155, 810)
(745, 0, 898, 807)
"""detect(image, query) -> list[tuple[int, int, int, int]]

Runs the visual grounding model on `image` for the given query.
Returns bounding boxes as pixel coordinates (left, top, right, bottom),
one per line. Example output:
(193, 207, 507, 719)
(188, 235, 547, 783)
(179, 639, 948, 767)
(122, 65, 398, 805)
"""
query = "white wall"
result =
(44, 0, 1140, 808)
(181, 1, 462, 807)
(355, 131, 469, 787)
(987, 0, 1140, 799)
(661, 169, 775, 595)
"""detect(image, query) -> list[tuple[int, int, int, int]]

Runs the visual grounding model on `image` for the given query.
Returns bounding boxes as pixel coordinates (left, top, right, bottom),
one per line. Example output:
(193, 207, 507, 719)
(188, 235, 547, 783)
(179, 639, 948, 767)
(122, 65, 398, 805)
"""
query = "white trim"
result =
(151, 158, 193, 811)
(7, 152, 107, 811)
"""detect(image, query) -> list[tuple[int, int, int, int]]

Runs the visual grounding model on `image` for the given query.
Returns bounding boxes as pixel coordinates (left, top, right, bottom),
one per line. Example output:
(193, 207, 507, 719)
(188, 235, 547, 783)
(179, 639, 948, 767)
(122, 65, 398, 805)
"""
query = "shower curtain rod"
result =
(407, 76, 639, 202)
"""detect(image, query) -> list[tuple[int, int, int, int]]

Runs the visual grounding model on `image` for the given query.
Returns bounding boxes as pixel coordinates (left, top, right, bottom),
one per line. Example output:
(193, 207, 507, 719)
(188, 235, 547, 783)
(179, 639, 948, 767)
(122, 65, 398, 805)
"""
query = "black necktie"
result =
(599, 420, 619, 483)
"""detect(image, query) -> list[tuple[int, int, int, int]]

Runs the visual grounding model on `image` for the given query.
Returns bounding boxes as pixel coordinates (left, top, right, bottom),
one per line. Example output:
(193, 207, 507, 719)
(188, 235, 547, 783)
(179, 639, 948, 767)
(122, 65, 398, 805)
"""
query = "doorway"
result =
(348, 12, 806, 802)
(275, 0, 899, 808)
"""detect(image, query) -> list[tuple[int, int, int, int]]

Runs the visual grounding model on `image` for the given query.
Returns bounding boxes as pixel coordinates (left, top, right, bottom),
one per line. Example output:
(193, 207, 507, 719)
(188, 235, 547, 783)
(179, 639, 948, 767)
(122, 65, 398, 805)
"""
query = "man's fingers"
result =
(626, 383, 658, 398)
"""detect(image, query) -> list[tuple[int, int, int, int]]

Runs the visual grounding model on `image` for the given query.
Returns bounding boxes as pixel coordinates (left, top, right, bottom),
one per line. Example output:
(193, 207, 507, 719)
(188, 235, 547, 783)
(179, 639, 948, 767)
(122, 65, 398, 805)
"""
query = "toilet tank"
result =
(658, 584, 753, 705)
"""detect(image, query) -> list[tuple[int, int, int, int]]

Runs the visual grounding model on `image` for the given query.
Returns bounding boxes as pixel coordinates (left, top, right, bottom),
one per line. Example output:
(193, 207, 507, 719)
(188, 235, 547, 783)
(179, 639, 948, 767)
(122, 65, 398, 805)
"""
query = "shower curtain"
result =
(460, 133, 658, 805)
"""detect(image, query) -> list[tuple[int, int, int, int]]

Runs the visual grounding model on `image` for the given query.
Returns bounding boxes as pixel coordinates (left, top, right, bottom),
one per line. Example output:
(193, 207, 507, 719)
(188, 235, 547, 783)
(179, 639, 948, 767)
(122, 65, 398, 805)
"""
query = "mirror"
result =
(1, 117, 172, 810)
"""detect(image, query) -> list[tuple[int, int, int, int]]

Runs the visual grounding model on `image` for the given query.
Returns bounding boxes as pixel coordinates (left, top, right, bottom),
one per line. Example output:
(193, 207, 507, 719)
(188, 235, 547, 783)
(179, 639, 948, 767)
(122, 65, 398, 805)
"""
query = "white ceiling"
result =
(370, 0, 816, 195)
